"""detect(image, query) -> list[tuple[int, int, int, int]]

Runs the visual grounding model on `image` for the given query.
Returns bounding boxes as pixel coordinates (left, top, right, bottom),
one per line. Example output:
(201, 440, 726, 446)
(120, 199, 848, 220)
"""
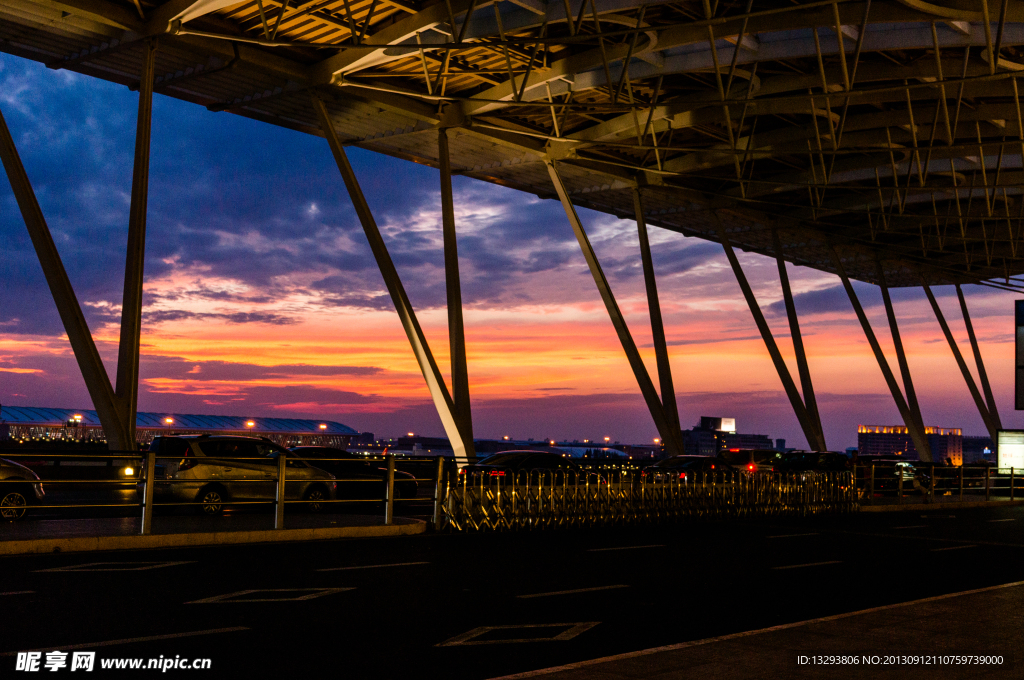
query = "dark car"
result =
(288, 447, 418, 500)
(778, 451, 851, 473)
(459, 450, 589, 484)
(641, 456, 733, 482)
(1, 458, 45, 520)
(718, 448, 784, 474)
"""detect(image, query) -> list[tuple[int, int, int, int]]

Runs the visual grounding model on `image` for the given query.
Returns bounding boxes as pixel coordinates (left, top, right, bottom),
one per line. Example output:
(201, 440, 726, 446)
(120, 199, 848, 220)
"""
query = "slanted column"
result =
(718, 219, 822, 452)
(957, 284, 1001, 430)
(115, 39, 158, 449)
(312, 96, 472, 465)
(546, 161, 681, 456)
(438, 128, 474, 458)
(830, 247, 932, 461)
(633, 189, 681, 441)
(0, 106, 130, 449)
(876, 261, 926, 437)
(924, 284, 999, 443)
(773, 228, 826, 451)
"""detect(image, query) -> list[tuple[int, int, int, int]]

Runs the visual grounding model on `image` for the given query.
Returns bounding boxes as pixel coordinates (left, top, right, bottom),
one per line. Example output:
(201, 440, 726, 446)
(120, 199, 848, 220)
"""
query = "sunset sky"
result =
(1, 53, 1020, 450)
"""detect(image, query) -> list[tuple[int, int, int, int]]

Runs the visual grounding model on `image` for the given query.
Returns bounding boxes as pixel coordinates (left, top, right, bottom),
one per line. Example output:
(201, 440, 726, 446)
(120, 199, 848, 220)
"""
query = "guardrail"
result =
(436, 469, 856, 531)
(0, 451, 440, 532)
(854, 463, 1020, 505)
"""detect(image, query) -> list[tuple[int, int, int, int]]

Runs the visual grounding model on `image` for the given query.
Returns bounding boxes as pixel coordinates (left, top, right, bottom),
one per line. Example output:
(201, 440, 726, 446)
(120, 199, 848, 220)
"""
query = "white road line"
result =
(0, 591, 34, 596)
(518, 585, 630, 599)
(892, 525, 927, 529)
(930, 545, 977, 552)
(988, 519, 1017, 523)
(772, 560, 843, 570)
(488, 581, 1024, 679)
(766, 533, 818, 539)
(0, 627, 249, 657)
(587, 545, 665, 552)
(316, 561, 429, 572)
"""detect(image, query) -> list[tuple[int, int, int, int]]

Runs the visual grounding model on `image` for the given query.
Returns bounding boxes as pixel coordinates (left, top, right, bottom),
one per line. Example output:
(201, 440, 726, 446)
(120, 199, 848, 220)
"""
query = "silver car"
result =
(140, 436, 336, 515)
(1, 457, 45, 520)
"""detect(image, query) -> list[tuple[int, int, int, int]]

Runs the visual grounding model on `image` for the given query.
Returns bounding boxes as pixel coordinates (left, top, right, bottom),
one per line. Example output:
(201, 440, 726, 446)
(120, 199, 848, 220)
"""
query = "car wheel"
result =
(196, 486, 226, 515)
(303, 485, 328, 513)
(0, 489, 28, 520)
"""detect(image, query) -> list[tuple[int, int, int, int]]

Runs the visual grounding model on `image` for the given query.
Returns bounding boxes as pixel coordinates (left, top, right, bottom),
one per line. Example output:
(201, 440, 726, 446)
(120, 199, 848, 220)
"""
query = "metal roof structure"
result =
(0, 0, 1016, 462)
(0, 405, 358, 434)
(3, 0, 1024, 289)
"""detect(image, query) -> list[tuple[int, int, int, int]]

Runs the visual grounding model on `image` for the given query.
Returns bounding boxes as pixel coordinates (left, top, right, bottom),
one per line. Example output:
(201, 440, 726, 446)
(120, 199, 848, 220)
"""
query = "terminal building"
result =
(857, 425, 963, 465)
(0, 405, 357, 449)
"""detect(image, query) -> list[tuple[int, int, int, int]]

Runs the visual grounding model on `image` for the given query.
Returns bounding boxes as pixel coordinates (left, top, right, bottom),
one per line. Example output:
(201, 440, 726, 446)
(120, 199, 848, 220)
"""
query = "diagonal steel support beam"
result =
(633, 188, 681, 443)
(717, 218, 822, 452)
(0, 105, 130, 450)
(772, 227, 826, 451)
(114, 39, 157, 449)
(876, 260, 925, 437)
(313, 95, 472, 465)
(924, 284, 999, 443)
(546, 161, 681, 456)
(830, 247, 932, 461)
(957, 284, 1002, 431)
(438, 128, 475, 457)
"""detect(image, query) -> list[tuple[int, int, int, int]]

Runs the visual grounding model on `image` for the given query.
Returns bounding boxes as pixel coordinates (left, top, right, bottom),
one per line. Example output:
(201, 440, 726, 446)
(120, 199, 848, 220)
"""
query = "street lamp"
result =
(164, 417, 174, 426)
(604, 437, 610, 443)
(246, 420, 255, 430)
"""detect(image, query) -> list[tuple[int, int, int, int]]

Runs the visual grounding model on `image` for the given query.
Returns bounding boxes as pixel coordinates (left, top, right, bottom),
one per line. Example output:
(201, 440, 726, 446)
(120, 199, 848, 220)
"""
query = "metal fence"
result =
(855, 463, 1021, 505)
(436, 469, 857, 531)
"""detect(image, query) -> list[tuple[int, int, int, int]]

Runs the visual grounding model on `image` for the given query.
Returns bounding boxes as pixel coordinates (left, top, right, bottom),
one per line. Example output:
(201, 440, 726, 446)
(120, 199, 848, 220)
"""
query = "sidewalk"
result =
(494, 583, 1023, 679)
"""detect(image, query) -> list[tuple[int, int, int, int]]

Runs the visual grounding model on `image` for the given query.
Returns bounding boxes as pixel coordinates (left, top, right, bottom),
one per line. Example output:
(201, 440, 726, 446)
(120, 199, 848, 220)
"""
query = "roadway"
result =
(2, 505, 1022, 678)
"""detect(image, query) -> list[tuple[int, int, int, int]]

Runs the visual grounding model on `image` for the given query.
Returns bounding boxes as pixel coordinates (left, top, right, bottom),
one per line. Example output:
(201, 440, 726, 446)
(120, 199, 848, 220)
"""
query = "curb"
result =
(859, 499, 1024, 512)
(0, 522, 427, 556)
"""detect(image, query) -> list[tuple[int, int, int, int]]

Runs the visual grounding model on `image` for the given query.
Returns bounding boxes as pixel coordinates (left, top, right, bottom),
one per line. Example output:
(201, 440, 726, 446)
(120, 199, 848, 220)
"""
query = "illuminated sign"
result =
(719, 418, 736, 433)
(997, 430, 1024, 470)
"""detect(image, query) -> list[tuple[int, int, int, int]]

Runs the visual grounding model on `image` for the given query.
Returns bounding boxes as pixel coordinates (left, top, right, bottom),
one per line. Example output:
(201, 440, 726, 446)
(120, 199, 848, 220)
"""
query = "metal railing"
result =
(436, 469, 857, 531)
(855, 463, 1020, 505)
(0, 451, 440, 533)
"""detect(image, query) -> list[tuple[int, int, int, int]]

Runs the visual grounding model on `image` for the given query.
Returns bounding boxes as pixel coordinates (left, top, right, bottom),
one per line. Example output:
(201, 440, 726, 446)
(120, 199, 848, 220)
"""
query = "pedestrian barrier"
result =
(437, 469, 857, 531)
(854, 463, 1020, 505)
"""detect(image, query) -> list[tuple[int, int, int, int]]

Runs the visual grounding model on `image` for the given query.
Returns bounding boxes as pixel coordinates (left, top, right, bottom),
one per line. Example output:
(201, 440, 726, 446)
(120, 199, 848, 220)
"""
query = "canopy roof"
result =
(4, 0, 1024, 288)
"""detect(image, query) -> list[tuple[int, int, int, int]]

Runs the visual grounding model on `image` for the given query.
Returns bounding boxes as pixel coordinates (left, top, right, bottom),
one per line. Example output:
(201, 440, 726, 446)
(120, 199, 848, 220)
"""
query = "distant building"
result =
(0, 405, 357, 449)
(857, 425, 963, 465)
(681, 417, 772, 456)
(963, 436, 995, 464)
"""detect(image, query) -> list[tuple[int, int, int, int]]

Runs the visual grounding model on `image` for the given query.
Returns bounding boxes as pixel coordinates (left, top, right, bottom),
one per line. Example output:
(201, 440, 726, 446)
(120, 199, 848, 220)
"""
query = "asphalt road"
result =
(2, 505, 1022, 678)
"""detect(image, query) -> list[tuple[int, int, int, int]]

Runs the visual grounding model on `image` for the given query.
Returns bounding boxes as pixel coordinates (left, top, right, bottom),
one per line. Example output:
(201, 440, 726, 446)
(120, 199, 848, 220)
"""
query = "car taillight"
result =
(748, 463, 755, 471)
(179, 452, 196, 471)
(458, 468, 466, 475)
(490, 470, 505, 477)
(679, 472, 687, 480)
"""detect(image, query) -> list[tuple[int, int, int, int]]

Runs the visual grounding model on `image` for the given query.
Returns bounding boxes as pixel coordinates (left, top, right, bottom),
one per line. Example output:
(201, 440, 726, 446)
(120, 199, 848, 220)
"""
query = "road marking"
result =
(988, 518, 1017, 523)
(930, 545, 977, 552)
(518, 585, 629, 599)
(316, 561, 429, 572)
(0, 628, 249, 656)
(0, 591, 34, 596)
(765, 533, 818, 539)
(187, 588, 354, 604)
(438, 622, 600, 647)
(587, 545, 664, 552)
(772, 560, 842, 570)
(489, 581, 1024, 679)
(35, 561, 195, 573)
(892, 525, 927, 529)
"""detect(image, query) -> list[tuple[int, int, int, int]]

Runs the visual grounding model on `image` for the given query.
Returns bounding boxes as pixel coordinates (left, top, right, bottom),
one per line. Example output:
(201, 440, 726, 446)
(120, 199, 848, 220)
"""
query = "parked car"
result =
(140, 435, 336, 515)
(0, 458, 45, 520)
(460, 450, 590, 484)
(288, 446, 418, 500)
(778, 451, 851, 473)
(641, 456, 732, 482)
(718, 448, 784, 474)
